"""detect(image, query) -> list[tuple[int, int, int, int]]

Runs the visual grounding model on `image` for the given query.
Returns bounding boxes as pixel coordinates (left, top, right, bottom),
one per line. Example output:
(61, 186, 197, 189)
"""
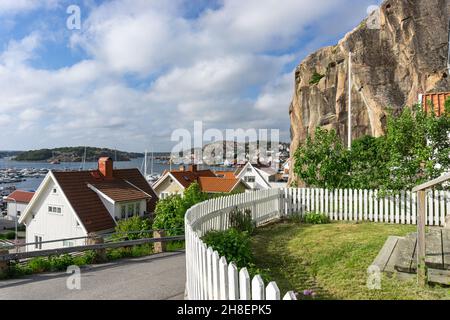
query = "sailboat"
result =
(143, 150, 161, 185)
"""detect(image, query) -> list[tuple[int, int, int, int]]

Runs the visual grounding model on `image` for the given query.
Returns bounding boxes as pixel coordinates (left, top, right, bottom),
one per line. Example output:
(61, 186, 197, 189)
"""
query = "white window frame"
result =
(48, 205, 63, 215)
(35, 235, 43, 250)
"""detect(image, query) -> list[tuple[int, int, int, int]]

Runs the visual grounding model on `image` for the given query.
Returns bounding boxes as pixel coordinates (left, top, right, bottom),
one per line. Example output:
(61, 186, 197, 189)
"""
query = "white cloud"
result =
(0, 0, 377, 151)
(0, 0, 59, 15)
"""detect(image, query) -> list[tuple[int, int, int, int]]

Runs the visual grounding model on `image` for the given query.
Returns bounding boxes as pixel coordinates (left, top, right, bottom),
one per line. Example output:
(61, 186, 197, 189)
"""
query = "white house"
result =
(19, 157, 158, 251)
(4, 190, 34, 221)
(235, 162, 285, 190)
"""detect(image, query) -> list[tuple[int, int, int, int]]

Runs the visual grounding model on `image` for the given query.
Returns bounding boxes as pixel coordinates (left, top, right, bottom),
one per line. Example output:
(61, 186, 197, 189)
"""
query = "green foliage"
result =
(112, 216, 152, 241)
(202, 228, 254, 268)
(0, 231, 16, 240)
(27, 257, 51, 273)
(152, 195, 185, 236)
(48, 254, 74, 271)
(303, 212, 331, 225)
(294, 128, 350, 189)
(293, 101, 450, 191)
(152, 182, 208, 236)
(229, 207, 255, 234)
(309, 71, 325, 85)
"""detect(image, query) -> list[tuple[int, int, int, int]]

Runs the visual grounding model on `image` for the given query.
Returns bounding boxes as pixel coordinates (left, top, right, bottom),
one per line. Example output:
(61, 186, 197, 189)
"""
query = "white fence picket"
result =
(228, 263, 239, 300)
(239, 268, 251, 300)
(252, 275, 265, 300)
(219, 256, 228, 300)
(266, 282, 281, 300)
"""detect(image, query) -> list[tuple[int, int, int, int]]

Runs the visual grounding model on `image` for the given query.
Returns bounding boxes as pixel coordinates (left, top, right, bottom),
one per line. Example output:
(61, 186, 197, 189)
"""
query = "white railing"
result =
(185, 189, 297, 300)
(284, 188, 450, 226)
(185, 187, 450, 300)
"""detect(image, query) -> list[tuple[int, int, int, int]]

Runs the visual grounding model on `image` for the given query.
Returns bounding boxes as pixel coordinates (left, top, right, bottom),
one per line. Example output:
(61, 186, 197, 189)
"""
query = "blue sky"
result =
(0, 0, 382, 152)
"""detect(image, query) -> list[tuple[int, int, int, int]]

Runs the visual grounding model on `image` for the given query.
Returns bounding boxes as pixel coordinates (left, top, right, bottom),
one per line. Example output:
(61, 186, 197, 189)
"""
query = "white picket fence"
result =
(283, 188, 450, 226)
(185, 189, 297, 300)
(185, 187, 450, 300)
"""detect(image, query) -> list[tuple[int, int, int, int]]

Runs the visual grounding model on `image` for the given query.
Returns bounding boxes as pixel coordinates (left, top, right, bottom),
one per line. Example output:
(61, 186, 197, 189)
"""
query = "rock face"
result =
(289, 0, 450, 184)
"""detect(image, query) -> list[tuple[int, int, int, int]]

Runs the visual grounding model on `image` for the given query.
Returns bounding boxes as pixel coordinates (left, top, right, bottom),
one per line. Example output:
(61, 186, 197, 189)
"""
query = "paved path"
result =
(0, 251, 186, 300)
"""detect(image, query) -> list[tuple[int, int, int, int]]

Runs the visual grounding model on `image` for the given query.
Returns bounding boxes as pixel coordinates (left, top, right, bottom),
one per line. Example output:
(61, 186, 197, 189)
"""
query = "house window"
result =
(121, 205, 126, 219)
(35, 236, 42, 250)
(48, 205, 62, 215)
(134, 203, 140, 216)
(245, 176, 255, 183)
(127, 203, 135, 217)
(246, 167, 252, 172)
(52, 188, 57, 194)
(63, 240, 74, 247)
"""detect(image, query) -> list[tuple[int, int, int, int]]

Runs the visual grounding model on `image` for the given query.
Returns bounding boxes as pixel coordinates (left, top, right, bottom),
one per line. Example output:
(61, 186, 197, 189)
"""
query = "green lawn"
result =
(251, 221, 450, 300)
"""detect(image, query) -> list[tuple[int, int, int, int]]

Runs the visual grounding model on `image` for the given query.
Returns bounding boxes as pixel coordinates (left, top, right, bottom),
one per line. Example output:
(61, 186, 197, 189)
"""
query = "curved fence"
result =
(185, 189, 297, 300)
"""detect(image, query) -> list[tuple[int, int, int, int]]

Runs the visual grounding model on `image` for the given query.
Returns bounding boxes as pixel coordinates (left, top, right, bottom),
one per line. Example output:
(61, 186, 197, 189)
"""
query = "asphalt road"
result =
(0, 251, 186, 300)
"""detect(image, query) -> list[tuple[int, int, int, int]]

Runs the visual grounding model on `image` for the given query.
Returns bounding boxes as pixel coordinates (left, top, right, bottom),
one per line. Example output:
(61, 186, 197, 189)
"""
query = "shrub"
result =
(303, 212, 331, 225)
(5, 231, 15, 240)
(27, 257, 51, 273)
(73, 250, 96, 266)
(229, 207, 255, 234)
(112, 216, 152, 241)
(152, 194, 185, 236)
(48, 254, 74, 271)
(309, 71, 325, 85)
(202, 228, 253, 268)
(153, 182, 208, 236)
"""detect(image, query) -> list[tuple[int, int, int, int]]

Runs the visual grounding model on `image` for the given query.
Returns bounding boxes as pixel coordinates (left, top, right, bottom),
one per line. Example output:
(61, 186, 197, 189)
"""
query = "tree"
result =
(384, 104, 450, 190)
(293, 128, 350, 188)
(112, 216, 152, 241)
(152, 182, 208, 236)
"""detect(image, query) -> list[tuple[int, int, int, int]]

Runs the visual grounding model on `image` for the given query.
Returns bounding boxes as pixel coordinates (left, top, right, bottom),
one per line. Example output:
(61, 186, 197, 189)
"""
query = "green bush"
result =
(304, 212, 331, 225)
(0, 231, 16, 240)
(73, 251, 96, 266)
(202, 228, 253, 268)
(153, 182, 208, 236)
(229, 207, 255, 234)
(112, 216, 152, 241)
(27, 257, 51, 273)
(48, 254, 74, 271)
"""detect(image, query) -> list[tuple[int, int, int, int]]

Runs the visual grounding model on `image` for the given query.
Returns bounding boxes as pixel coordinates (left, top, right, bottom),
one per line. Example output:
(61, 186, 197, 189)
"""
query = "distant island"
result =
(13, 147, 144, 162)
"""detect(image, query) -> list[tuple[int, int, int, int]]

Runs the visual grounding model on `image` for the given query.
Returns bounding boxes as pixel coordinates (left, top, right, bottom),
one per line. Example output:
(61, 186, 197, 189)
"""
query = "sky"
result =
(0, 0, 382, 152)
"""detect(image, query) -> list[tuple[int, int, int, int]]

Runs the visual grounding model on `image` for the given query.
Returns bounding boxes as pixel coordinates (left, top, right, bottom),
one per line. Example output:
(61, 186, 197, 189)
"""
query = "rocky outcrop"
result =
(289, 0, 450, 184)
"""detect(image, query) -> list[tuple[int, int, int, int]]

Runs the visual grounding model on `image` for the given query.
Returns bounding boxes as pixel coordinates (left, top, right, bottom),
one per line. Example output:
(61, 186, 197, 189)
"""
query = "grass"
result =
(251, 221, 450, 300)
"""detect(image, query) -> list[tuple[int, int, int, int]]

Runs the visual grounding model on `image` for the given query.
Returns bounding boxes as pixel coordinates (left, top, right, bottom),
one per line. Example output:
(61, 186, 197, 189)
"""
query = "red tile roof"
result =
(52, 168, 158, 234)
(91, 180, 151, 202)
(421, 92, 450, 117)
(5, 190, 34, 203)
(198, 177, 241, 193)
(214, 171, 236, 179)
(169, 169, 216, 188)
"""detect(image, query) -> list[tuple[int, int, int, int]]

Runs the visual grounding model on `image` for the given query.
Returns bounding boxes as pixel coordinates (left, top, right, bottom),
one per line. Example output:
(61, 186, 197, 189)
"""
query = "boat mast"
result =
(144, 150, 148, 176)
(151, 149, 154, 175)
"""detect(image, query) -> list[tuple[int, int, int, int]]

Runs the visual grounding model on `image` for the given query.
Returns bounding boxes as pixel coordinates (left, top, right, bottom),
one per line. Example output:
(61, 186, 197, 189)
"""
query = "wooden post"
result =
(153, 230, 166, 253)
(417, 190, 427, 286)
(0, 249, 9, 277)
(87, 234, 106, 263)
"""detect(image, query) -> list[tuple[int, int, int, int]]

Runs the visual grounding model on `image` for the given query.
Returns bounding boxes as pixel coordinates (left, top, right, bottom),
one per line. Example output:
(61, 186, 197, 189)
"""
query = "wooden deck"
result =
(371, 228, 450, 285)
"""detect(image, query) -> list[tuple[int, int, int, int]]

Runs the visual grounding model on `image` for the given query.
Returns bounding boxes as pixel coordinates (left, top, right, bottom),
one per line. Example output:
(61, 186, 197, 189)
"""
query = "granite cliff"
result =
(289, 0, 450, 184)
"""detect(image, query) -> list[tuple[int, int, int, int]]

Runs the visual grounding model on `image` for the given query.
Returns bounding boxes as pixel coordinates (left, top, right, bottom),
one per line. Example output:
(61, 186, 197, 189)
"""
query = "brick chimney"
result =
(179, 165, 185, 172)
(98, 157, 113, 179)
(189, 164, 198, 172)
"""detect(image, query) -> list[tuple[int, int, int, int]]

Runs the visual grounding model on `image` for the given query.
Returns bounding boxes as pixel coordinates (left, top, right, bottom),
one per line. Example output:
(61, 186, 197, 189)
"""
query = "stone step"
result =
(394, 236, 417, 273)
(428, 268, 450, 286)
(371, 236, 401, 273)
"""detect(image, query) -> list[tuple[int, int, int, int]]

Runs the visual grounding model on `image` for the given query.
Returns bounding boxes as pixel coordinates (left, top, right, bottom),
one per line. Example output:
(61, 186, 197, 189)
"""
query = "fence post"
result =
(153, 230, 167, 253)
(417, 190, 427, 286)
(87, 234, 106, 262)
(0, 249, 8, 277)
